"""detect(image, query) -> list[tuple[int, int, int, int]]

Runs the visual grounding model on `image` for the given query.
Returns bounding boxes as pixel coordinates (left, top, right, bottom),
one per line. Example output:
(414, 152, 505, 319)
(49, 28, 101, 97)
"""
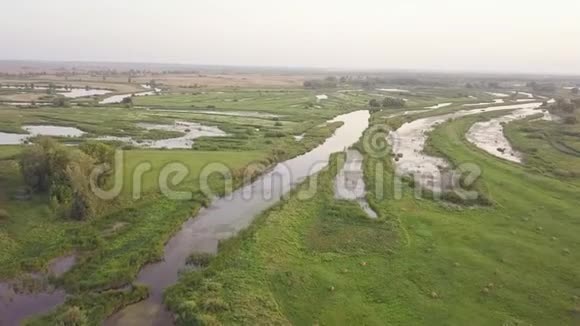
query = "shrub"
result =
(187, 252, 214, 267)
(265, 131, 286, 138)
(56, 306, 88, 326)
(19, 137, 100, 220)
(564, 116, 578, 124)
(196, 314, 222, 326)
(381, 97, 406, 108)
(0, 208, 9, 220)
(201, 297, 228, 312)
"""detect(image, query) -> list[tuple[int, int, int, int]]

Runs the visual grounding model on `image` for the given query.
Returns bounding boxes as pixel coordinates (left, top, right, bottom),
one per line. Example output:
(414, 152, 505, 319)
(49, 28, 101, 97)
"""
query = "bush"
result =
(52, 97, 70, 108)
(56, 306, 88, 326)
(187, 252, 214, 267)
(0, 208, 9, 220)
(368, 99, 380, 107)
(564, 116, 578, 124)
(201, 297, 228, 312)
(265, 131, 286, 138)
(19, 137, 100, 220)
(381, 97, 406, 108)
(196, 314, 222, 326)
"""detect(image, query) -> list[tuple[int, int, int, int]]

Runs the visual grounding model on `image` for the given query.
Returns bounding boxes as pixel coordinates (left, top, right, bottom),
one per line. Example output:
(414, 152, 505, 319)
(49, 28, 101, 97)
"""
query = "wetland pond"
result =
(0, 85, 112, 99)
(97, 121, 227, 149)
(0, 125, 85, 145)
(0, 254, 76, 326)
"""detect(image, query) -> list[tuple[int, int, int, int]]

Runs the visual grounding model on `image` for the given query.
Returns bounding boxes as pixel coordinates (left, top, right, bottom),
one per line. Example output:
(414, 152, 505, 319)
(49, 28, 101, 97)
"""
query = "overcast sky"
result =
(1, 0, 579, 74)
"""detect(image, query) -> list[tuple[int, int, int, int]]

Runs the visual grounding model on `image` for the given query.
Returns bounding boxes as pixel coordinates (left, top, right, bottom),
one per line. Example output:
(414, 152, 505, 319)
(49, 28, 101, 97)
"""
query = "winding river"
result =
(388, 102, 543, 192)
(99, 110, 370, 325)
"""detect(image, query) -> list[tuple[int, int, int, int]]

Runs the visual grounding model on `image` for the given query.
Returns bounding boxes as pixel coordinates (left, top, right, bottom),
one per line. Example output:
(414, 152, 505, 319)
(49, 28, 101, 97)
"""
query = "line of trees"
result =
(303, 76, 338, 89)
(19, 138, 114, 220)
(369, 97, 406, 109)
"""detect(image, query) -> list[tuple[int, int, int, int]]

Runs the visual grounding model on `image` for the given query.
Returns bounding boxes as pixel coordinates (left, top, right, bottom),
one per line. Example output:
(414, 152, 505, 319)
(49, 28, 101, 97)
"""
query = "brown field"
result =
(0, 61, 322, 89)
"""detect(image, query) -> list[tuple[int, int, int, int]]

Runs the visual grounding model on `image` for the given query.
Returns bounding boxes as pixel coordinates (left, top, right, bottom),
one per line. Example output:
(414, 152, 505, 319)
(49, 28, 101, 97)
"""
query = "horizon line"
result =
(1, 58, 580, 79)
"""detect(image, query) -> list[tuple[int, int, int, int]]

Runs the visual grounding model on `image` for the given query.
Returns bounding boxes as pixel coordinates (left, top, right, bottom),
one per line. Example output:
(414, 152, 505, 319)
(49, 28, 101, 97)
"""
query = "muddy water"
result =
(99, 91, 156, 104)
(512, 91, 534, 98)
(463, 99, 504, 107)
(294, 133, 305, 141)
(377, 88, 409, 93)
(388, 102, 542, 192)
(316, 94, 328, 102)
(485, 92, 510, 98)
(0, 254, 76, 325)
(334, 149, 377, 218)
(466, 106, 548, 163)
(425, 103, 452, 109)
(59, 88, 111, 98)
(0, 125, 85, 145)
(136, 121, 227, 149)
(105, 110, 370, 326)
(0, 85, 111, 99)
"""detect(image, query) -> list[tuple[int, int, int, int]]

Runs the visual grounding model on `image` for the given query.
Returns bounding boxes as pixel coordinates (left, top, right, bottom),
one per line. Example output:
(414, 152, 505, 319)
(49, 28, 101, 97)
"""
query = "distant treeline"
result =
(303, 75, 448, 89)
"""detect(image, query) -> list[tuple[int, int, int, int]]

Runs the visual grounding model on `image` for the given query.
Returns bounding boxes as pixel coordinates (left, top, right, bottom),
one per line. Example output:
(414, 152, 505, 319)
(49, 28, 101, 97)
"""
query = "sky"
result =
(1, 0, 579, 74)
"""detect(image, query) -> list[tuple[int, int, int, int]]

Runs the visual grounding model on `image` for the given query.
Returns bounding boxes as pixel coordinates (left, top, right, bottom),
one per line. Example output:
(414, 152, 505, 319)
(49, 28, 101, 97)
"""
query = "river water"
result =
(105, 110, 370, 325)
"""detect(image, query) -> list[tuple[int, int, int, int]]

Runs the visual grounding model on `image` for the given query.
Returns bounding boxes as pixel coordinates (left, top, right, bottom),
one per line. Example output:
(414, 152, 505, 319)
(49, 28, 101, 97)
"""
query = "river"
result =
(104, 110, 370, 325)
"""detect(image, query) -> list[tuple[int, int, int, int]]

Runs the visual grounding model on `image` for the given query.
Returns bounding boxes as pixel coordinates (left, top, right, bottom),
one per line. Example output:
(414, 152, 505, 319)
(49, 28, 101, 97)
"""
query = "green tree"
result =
(52, 97, 70, 107)
(19, 137, 100, 220)
(381, 97, 406, 108)
(369, 99, 380, 107)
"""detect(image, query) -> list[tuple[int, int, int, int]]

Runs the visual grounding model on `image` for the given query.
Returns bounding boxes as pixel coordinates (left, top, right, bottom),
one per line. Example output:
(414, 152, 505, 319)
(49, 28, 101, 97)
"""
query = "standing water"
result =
(0, 255, 76, 325)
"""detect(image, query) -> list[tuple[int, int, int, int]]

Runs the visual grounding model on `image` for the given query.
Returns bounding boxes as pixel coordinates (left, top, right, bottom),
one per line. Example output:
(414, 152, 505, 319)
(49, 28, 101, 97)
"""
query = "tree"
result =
(19, 137, 101, 220)
(79, 141, 114, 165)
(20, 143, 51, 192)
(53, 97, 70, 107)
(369, 99, 380, 107)
(121, 96, 133, 106)
(381, 97, 406, 108)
